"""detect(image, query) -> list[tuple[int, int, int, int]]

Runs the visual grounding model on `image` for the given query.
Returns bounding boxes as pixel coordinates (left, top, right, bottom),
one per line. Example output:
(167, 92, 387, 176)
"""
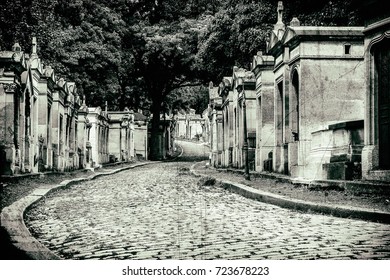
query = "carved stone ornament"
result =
(3, 83, 17, 92)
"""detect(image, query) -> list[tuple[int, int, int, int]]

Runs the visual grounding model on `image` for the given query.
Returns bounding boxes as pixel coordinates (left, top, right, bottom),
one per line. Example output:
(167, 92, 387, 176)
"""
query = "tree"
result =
(168, 86, 209, 115)
(125, 19, 205, 159)
(0, 0, 34, 49)
(196, 0, 362, 83)
(196, 0, 274, 82)
(33, 0, 126, 108)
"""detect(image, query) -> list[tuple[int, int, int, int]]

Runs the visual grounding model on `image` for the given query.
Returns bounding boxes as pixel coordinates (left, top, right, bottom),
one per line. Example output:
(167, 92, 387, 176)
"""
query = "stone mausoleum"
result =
(358, 0, 390, 182)
(251, 51, 275, 173)
(232, 67, 257, 170)
(208, 82, 223, 167)
(218, 77, 234, 168)
(267, 2, 365, 180)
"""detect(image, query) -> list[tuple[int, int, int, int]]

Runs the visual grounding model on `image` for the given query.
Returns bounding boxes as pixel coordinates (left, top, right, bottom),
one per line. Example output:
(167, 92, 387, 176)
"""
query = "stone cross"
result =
(277, 1, 284, 25)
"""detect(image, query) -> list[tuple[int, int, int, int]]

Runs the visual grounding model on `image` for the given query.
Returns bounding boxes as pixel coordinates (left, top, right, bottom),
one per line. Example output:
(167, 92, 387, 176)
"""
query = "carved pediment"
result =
(268, 30, 281, 51)
(282, 26, 298, 45)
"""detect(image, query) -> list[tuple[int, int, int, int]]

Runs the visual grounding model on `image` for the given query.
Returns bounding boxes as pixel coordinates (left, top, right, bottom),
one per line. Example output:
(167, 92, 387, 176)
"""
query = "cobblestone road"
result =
(25, 142, 390, 260)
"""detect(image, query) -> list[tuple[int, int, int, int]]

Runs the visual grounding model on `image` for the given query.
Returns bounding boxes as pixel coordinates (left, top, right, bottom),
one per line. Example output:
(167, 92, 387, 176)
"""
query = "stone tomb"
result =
(267, 2, 365, 179)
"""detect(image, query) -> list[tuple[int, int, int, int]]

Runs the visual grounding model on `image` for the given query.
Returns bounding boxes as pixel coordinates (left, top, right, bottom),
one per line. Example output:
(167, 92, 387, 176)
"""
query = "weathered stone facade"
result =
(108, 109, 135, 163)
(251, 52, 275, 172)
(77, 98, 89, 169)
(50, 76, 68, 172)
(208, 82, 223, 167)
(175, 112, 187, 138)
(218, 77, 234, 168)
(0, 43, 28, 175)
(359, 0, 390, 181)
(175, 109, 205, 141)
(232, 67, 256, 170)
(56, 79, 82, 171)
(0, 38, 144, 176)
(86, 107, 109, 167)
(267, 5, 365, 179)
(134, 111, 148, 160)
(203, 1, 379, 183)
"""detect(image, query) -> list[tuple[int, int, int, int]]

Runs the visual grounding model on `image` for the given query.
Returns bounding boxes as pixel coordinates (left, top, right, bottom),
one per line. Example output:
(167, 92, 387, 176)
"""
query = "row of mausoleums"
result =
(208, 1, 390, 182)
(0, 38, 150, 176)
(175, 109, 206, 141)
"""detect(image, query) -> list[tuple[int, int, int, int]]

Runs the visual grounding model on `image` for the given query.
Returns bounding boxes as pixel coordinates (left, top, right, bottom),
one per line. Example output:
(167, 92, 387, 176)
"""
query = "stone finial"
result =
(12, 43, 22, 52)
(209, 81, 213, 89)
(274, 1, 285, 32)
(277, 1, 284, 24)
(79, 95, 88, 112)
(32, 37, 37, 54)
(44, 65, 53, 77)
(129, 109, 135, 122)
(257, 51, 263, 56)
(105, 101, 108, 113)
(58, 77, 65, 87)
(245, 71, 255, 80)
(290, 17, 300, 27)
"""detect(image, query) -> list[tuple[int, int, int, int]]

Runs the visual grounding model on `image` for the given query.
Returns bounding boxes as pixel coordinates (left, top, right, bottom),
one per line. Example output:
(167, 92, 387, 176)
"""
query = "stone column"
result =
(120, 122, 127, 161)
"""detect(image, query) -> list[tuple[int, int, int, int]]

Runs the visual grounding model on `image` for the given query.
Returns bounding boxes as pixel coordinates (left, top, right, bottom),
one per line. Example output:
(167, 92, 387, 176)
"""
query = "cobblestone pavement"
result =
(25, 153, 390, 260)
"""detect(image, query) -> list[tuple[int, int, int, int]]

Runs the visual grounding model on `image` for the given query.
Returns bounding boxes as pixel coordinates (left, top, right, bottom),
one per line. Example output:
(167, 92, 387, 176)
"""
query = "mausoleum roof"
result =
(134, 112, 148, 121)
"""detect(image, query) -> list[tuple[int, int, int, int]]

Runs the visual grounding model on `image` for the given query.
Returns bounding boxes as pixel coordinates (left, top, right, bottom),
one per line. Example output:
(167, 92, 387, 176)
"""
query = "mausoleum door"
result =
(276, 81, 284, 145)
(291, 71, 299, 142)
(375, 40, 390, 169)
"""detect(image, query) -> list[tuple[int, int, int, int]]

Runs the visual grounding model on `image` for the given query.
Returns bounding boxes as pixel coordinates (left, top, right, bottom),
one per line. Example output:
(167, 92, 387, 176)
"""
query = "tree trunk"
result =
(149, 96, 162, 160)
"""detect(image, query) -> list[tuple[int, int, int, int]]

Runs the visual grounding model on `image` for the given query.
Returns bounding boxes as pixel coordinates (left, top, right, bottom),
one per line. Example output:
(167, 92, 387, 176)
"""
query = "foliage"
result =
(196, 0, 275, 82)
(0, 0, 33, 49)
(168, 85, 209, 115)
(196, 0, 362, 83)
(123, 18, 208, 159)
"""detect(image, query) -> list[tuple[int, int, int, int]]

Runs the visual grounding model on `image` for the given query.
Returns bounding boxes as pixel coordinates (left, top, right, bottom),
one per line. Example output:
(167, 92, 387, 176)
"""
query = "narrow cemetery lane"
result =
(25, 143, 390, 260)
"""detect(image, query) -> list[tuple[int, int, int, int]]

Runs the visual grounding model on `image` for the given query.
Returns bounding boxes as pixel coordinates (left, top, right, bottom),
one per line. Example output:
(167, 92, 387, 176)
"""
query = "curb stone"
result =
(190, 162, 390, 225)
(220, 167, 390, 195)
(0, 161, 159, 260)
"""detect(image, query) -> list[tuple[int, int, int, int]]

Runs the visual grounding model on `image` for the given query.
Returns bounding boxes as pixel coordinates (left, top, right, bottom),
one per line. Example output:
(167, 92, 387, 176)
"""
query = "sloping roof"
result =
(268, 24, 364, 56)
(134, 112, 148, 121)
